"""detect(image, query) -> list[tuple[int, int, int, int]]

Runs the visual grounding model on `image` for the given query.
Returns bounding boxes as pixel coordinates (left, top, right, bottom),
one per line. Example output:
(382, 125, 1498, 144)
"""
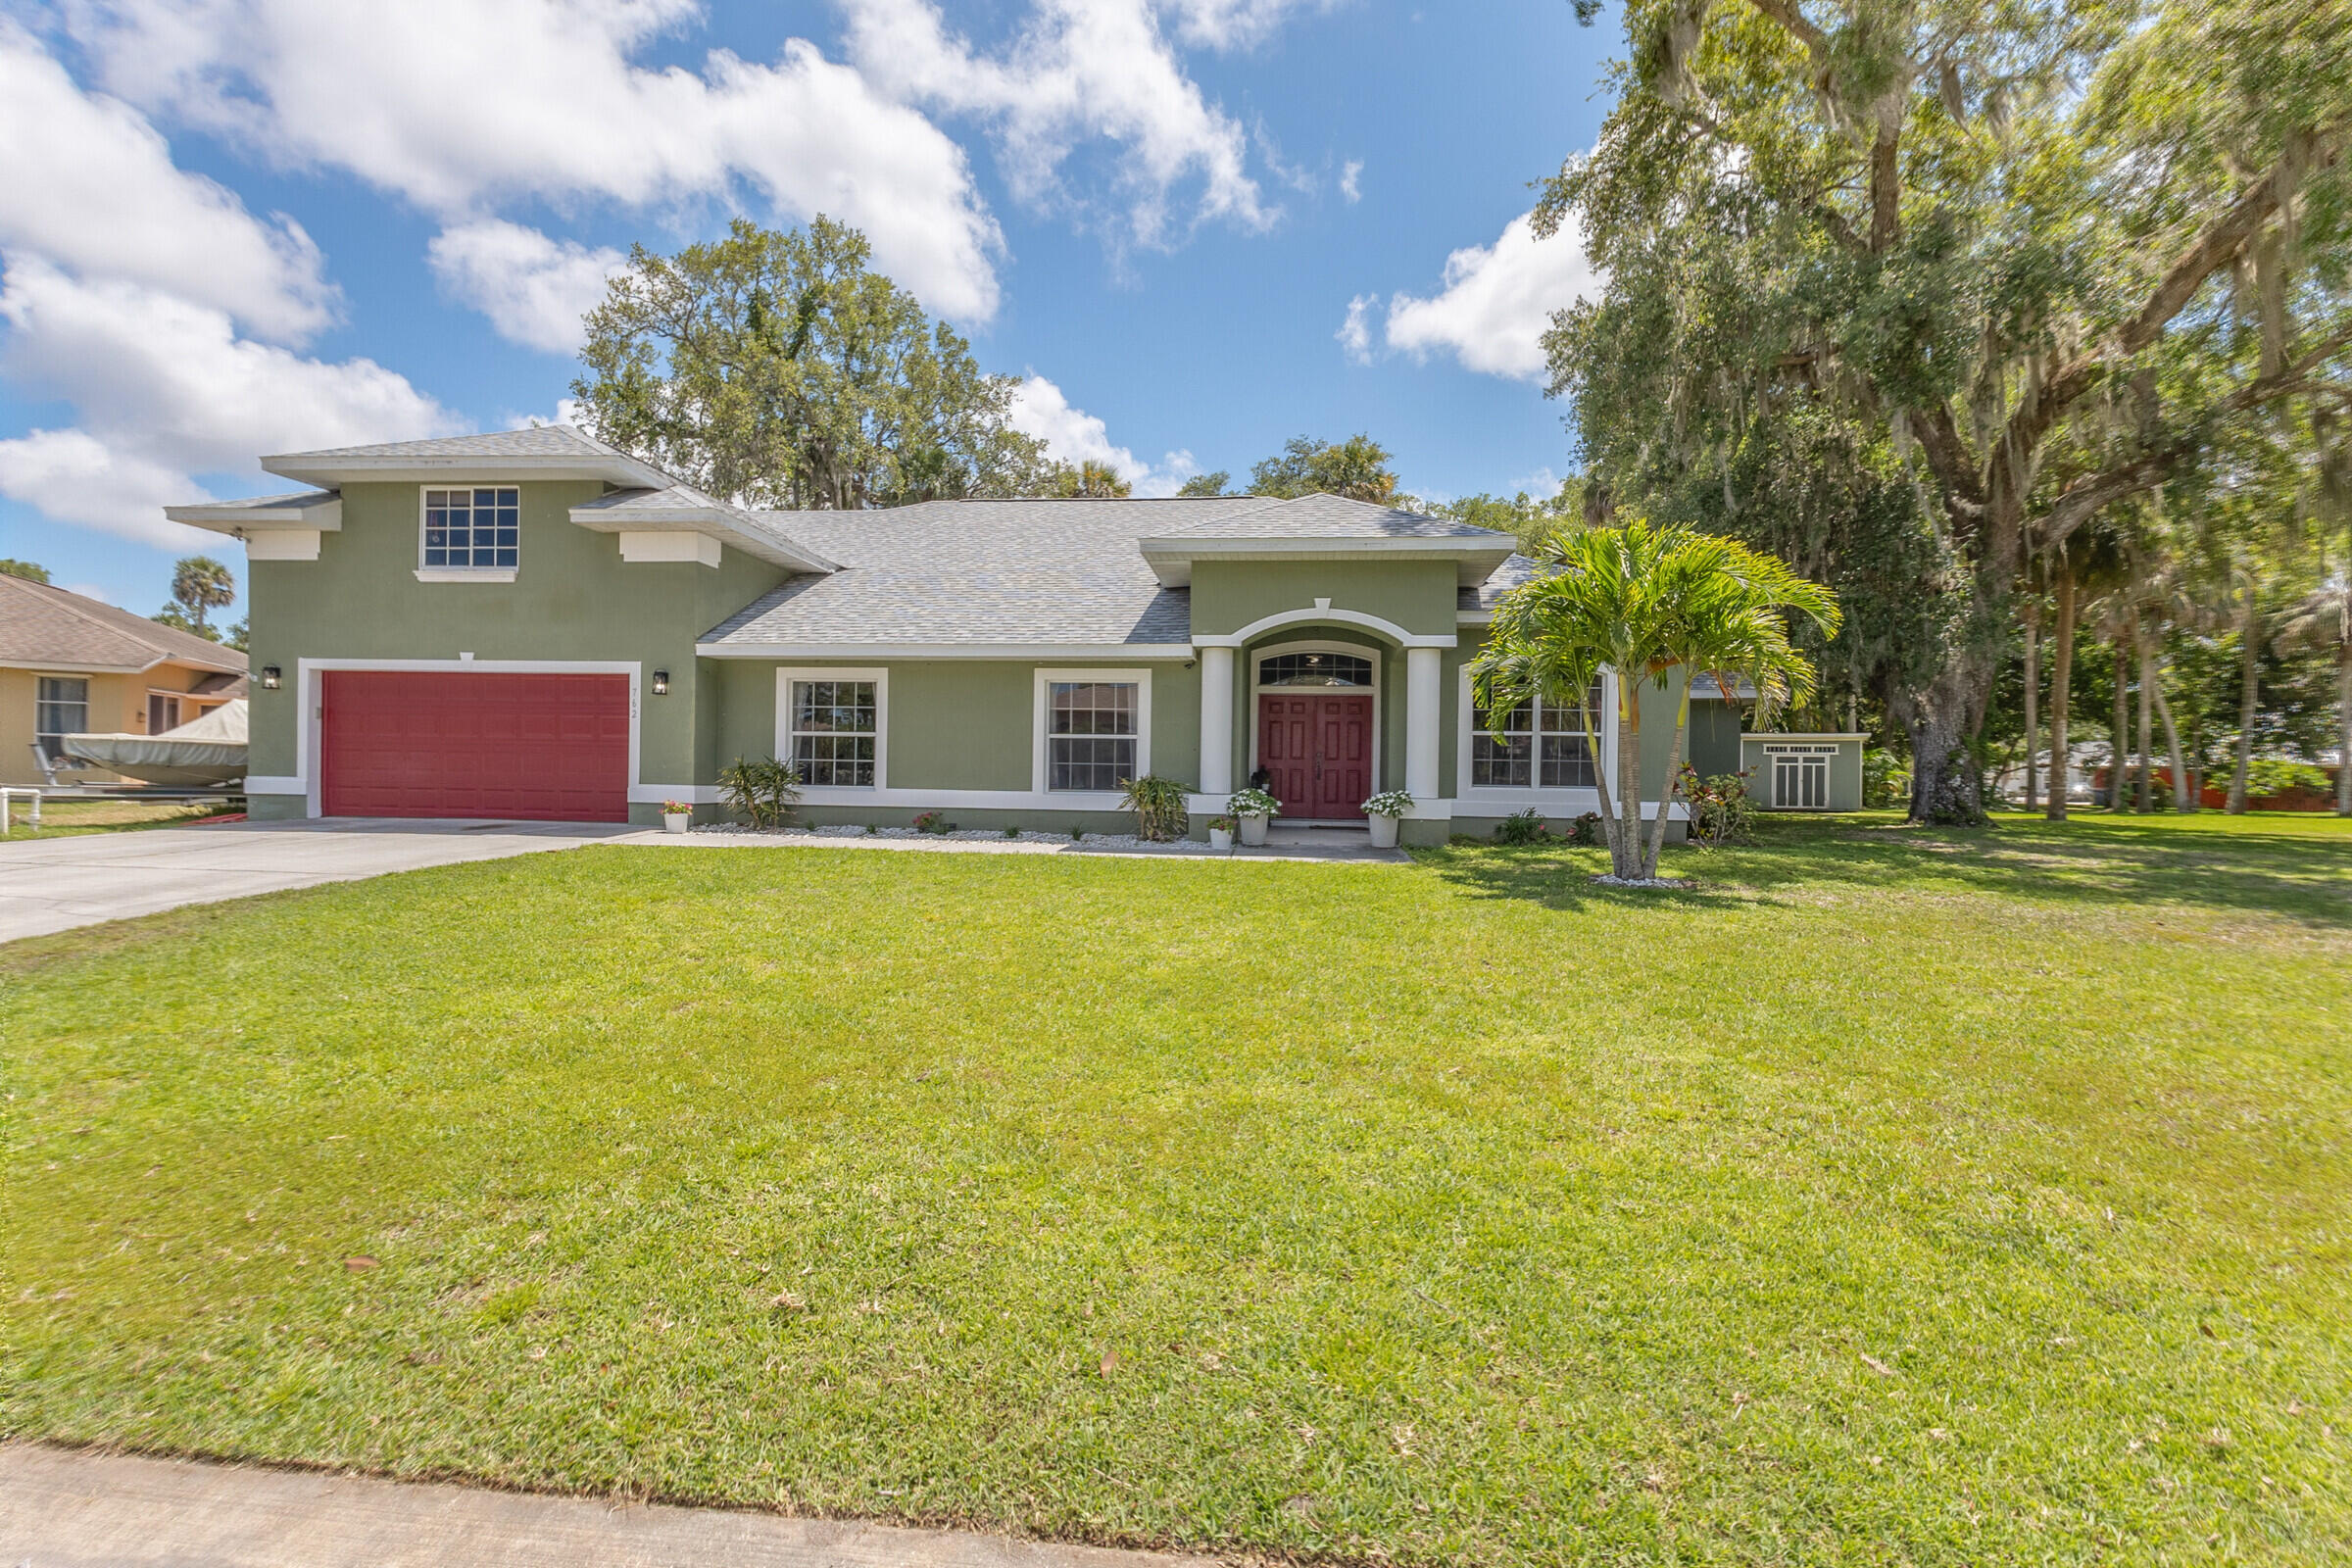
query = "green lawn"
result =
(0, 797, 240, 840)
(4, 815, 2348, 1564)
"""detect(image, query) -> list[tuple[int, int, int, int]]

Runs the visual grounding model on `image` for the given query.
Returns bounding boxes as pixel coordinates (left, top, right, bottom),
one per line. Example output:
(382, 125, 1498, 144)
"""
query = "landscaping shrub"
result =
(1494, 808, 1548, 845)
(1864, 747, 1909, 808)
(1567, 809, 1603, 846)
(716, 757, 803, 830)
(1682, 765, 1758, 847)
(912, 810, 956, 835)
(1119, 775, 1194, 842)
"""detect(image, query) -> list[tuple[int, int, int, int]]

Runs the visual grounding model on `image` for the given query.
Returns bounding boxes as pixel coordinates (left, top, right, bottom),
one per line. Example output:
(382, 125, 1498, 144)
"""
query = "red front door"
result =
(320, 670, 632, 822)
(1256, 693, 1373, 819)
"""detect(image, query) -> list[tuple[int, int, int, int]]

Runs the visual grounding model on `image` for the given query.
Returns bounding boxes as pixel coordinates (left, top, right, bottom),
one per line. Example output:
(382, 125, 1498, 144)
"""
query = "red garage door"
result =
(320, 670, 631, 822)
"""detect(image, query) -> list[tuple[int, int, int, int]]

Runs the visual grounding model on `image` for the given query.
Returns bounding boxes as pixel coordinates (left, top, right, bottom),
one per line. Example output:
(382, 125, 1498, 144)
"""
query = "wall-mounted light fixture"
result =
(651, 669, 670, 696)
(260, 665, 281, 690)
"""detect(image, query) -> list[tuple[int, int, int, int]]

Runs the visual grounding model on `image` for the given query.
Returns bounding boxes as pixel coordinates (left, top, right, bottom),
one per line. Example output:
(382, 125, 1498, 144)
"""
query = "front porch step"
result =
(1262, 821, 1371, 847)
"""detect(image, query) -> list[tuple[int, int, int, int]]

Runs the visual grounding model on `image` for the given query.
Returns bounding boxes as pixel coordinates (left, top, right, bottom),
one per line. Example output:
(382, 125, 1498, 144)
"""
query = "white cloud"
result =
(1006, 374, 1197, 496)
(841, 0, 1271, 248)
(1161, 0, 1344, 49)
(61, 0, 1004, 321)
(428, 221, 628, 355)
(0, 260, 462, 546)
(1336, 293, 1375, 364)
(1340, 159, 1362, 203)
(0, 22, 335, 341)
(1373, 211, 1601, 381)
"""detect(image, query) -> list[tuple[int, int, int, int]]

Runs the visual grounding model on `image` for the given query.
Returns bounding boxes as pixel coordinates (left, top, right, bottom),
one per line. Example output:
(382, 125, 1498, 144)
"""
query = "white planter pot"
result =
(662, 812, 692, 834)
(1368, 812, 1400, 848)
(1239, 813, 1270, 846)
(1207, 826, 1234, 852)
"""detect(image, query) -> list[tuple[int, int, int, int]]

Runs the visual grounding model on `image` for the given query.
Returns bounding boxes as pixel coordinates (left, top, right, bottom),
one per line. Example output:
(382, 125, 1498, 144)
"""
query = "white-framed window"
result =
(147, 693, 183, 733)
(786, 676, 881, 787)
(1034, 669, 1152, 794)
(1256, 649, 1373, 687)
(34, 675, 87, 758)
(1470, 680, 1603, 788)
(420, 486, 520, 570)
(1763, 743, 1836, 808)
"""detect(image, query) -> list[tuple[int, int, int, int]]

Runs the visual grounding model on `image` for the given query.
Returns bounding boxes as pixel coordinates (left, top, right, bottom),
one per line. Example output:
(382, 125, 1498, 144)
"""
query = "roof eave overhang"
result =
(567, 505, 836, 574)
(1138, 535, 1518, 587)
(695, 641, 1197, 661)
(163, 494, 344, 534)
(261, 452, 670, 489)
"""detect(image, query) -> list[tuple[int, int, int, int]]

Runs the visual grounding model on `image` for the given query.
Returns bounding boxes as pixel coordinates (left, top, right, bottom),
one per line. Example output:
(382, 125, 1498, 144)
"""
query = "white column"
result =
(1406, 645, 1442, 802)
(1199, 644, 1235, 795)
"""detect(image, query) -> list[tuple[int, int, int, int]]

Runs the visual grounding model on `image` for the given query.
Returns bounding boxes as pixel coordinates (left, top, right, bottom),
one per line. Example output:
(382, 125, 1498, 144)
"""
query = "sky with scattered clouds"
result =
(0, 0, 1615, 617)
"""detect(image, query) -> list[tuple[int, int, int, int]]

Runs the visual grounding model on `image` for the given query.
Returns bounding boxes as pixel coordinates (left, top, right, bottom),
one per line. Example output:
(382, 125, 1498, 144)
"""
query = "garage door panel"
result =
(321, 670, 631, 822)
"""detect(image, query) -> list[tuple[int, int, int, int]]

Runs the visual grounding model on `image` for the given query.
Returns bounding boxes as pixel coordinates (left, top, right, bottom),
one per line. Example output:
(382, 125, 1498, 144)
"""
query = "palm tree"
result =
(1052, 461, 1132, 499)
(1473, 518, 1840, 880)
(169, 556, 236, 637)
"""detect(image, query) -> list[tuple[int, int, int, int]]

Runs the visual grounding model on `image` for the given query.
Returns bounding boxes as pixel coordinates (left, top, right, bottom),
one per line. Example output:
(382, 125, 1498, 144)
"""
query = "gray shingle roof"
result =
(1151, 492, 1516, 541)
(0, 574, 250, 672)
(571, 485, 835, 571)
(1461, 552, 1543, 612)
(167, 491, 336, 515)
(704, 497, 1280, 648)
(266, 425, 629, 463)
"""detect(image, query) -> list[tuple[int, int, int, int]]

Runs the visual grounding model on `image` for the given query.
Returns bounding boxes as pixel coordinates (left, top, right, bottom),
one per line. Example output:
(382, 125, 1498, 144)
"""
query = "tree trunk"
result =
(2046, 571, 2076, 820)
(2153, 661, 2191, 812)
(1587, 691, 1629, 870)
(2109, 638, 2131, 809)
(1612, 681, 1645, 877)
(2228, 591, 2260, 812)
(2135, 625, 2156, 812)
(1640, 692, 1691, 878)
(2338, 642, 2352, 817)
(2022, 605, 2040, 813)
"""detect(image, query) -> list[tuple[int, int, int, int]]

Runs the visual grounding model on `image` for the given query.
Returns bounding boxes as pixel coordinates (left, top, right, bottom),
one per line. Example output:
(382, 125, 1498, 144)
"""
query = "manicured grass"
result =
(0, 797, 240, 840)
(5, 817, 2348, 1564)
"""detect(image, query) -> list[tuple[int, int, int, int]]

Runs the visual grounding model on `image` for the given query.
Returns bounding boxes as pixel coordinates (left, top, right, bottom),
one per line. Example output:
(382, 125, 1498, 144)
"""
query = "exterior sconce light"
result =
(651, 669, 670, 696)
(260, 665, 281, 689)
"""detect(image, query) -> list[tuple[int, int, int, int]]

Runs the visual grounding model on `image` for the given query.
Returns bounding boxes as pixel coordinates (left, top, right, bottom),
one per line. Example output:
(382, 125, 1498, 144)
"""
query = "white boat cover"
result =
(60, 699, 248, 786)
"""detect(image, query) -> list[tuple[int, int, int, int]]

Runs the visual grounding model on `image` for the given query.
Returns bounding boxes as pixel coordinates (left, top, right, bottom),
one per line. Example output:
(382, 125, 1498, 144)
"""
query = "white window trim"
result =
(1244, 639, 1383, 797)
(265, 658, 645, 816)
(1033, 667, 1152, 797)
(773, 667, 888, 792)
(416, 483, 521, 581)
(1454, 664, 1622, 811)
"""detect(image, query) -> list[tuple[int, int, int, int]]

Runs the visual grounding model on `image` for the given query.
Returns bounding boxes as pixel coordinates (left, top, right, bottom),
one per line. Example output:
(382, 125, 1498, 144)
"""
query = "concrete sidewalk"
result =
(0, 818, 636, 944)
(0, 1445, 1216, 1568)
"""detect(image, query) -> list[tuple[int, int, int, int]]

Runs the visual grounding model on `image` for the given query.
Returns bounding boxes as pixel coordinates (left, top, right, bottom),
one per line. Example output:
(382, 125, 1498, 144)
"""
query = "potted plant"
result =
(661, 799, 693, 834)
(1225, 787, 1279, 846)
(1206, 814, 1237, 852)
(1360, 788, 1413, 848)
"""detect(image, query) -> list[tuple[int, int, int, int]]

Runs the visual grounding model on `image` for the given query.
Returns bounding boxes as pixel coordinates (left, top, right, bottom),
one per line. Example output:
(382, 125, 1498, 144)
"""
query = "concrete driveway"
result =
(0, 817, 641, 944)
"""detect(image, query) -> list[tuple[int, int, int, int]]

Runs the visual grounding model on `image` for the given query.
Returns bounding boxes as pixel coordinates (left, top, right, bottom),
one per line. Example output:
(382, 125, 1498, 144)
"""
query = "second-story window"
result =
(423, 487, 520, 569)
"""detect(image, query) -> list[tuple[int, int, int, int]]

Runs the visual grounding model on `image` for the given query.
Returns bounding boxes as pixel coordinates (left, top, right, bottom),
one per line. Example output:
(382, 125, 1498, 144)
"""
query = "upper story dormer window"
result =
(422, 487, 519, 570)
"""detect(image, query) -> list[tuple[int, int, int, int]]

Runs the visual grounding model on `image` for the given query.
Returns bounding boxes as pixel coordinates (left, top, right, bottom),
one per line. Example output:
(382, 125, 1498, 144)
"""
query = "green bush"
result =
(1864, 748, 1909, 808)
(1494, 808, 1548, 846)
(1567, 810, 1604, 846)
(716, 757, 803, 830)
(1681, 765, 1757, 848)
(2245, 758, 2330, 800)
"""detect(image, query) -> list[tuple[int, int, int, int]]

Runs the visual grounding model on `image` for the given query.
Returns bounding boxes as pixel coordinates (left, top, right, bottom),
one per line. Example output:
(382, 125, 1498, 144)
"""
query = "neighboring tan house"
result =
(168, 426, 1803, 841)
(0, 573, 249, 789)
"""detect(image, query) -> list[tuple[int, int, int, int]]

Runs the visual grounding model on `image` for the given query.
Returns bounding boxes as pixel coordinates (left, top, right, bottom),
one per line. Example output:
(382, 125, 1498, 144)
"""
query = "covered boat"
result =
(60, 699, 248, 788)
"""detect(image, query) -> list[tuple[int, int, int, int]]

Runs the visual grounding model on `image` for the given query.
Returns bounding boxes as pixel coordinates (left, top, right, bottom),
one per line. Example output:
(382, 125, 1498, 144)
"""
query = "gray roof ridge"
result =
(0, 574, 247, 667)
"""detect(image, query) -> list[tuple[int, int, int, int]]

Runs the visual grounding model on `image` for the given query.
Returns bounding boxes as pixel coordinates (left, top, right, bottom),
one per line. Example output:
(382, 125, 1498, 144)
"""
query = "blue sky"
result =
(0, 1, 1619, 622)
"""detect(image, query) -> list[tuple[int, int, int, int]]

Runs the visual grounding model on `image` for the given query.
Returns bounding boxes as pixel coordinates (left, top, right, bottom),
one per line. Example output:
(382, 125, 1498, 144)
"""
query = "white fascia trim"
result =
(1742, 731, 1872, 741)
(291, 658, 643, 819)
(264, 452, 668, 489)
(1140, 534, 1517, 587)
(618, 530, 722, 566)
(247, 529, 321, 562)
(1033, 667, 1152, 795)
(163, 495, 343, 531)
(415, 567, 516, 583)
(243, 774, 305, 795)
(1457, 610, 1493, 625)
(698, 643, 1196, 661)
(1194, 606, 1453, 650)
(796, 786, 1133, 811)
(775, 667, 889, 791)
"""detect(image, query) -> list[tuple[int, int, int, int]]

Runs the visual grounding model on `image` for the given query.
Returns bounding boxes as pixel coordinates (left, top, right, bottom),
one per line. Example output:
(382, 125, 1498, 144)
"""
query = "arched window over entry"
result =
(1257, 651, 1373, 687)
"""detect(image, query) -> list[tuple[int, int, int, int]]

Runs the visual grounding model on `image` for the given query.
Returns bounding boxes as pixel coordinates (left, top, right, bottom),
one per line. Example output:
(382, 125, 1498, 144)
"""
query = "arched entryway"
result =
(1249, 641, 1380, 819)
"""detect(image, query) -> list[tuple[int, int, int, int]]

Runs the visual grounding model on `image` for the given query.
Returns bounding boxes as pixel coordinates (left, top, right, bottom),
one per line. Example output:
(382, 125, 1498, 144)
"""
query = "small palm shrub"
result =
(1120, 774, 1194, 842)
(717, 757, 802, 830)
(1495, 808, 1548, 845)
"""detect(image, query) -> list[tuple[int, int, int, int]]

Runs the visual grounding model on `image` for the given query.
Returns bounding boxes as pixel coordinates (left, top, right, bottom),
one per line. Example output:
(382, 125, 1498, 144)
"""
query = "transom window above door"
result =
(422, 487, 520, 569)
(1257, 651, 1372, 687)
(1472, 681, 1603, 788)
(789, 679, 878, 786)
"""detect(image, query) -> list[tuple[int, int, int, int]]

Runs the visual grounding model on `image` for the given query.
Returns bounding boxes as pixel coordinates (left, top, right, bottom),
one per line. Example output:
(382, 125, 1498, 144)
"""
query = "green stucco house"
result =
(169, 426, 1842, 844)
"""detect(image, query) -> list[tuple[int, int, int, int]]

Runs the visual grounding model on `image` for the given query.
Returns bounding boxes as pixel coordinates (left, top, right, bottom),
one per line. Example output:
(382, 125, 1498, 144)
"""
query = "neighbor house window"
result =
(34, 676, 87, 759)
(789, 679, 878, 786)
(422, 487, 520, 568)
(1047, 681, 1138, 790)
(1472, 681, 1602, 788)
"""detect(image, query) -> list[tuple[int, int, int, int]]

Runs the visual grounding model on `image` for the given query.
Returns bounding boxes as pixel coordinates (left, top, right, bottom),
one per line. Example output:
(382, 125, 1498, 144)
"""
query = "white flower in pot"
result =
(1225, 788, 1279, 846)
(1361, 789, 1413, 848)
(1206, 815, 1236, 852)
